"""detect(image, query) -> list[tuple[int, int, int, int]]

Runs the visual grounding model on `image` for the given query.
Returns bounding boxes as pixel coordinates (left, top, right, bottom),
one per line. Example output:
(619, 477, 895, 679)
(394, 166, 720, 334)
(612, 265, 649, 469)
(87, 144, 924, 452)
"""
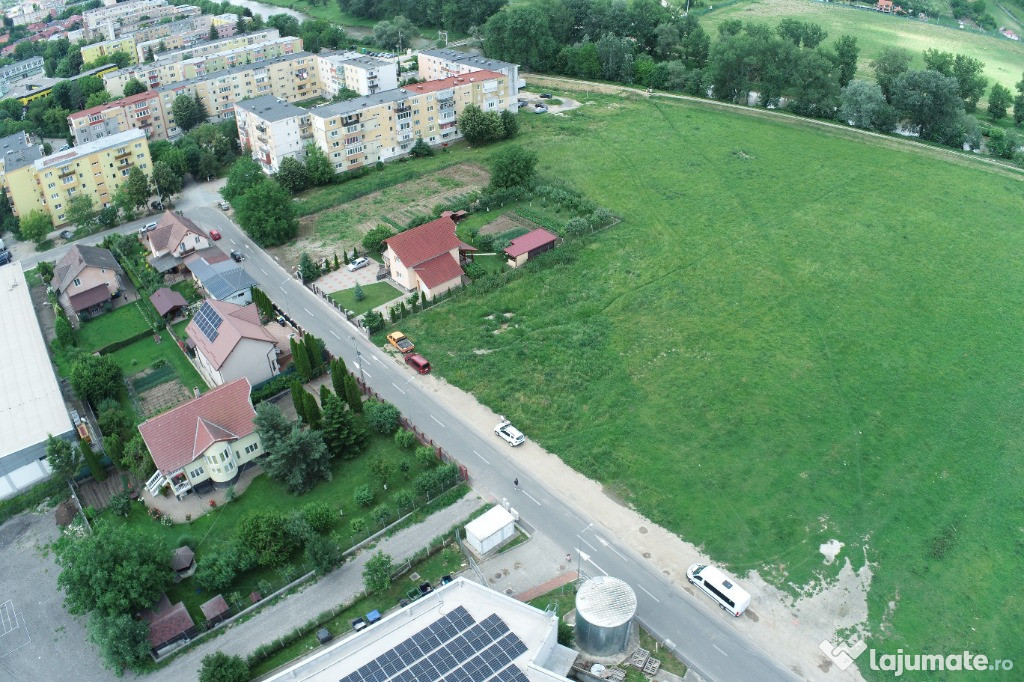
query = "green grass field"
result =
(383, 95, 1024, 674)
(107, 329, 205, 392)
(699, 0, 1024, 91)
(76, 304, 152, 352)
(328, 281, 403, 316)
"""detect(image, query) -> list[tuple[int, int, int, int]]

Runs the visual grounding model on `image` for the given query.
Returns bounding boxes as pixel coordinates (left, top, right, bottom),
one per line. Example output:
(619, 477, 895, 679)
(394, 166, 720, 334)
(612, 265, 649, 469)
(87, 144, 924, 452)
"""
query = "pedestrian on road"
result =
(514, 478, 519, 489)
(566, 553, 572, 563)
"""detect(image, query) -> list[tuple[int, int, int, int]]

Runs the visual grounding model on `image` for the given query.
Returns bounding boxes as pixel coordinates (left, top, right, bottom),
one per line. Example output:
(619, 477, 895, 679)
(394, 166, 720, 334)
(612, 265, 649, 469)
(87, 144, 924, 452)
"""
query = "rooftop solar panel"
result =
(194, 301, 222, 342)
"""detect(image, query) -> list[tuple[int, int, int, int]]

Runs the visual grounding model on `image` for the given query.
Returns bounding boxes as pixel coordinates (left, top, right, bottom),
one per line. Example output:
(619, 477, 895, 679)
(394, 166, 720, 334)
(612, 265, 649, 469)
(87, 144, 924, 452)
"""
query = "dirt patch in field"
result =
(135, 375, 192, 417)
(477, 211, 543, 236)
(268, 163, 490, 267)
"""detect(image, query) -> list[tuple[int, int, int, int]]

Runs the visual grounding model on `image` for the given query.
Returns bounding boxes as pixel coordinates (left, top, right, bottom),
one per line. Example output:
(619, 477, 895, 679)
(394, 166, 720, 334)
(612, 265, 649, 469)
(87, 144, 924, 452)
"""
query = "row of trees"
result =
(459, 104, 519, 145)
(221, 156, 298, 247)
(337, 0, 505, 35)
(274, 144, 336, 194)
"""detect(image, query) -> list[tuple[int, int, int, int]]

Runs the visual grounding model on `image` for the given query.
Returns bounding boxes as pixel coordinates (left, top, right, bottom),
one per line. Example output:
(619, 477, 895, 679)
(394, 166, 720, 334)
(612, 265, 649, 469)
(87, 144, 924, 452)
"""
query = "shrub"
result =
(415, 445, 437, 468)
(285, 511, 314, 545)
(462, 261, 486, 279)
(394, 428, 417, 449)
(236, 510, 297, 568)
(414, 464, 461, 497)
(362, 224, 395, 253)
(199, 651, 249, 682)
(371, 504, 392, 526)
(354, 484, 374, 508)
(304, 534, 340, 575)
(108, 491, 131, 518)
(565, 217, 591, 237)
(195, 546, 239, 592)
(350, 517, 367, 535)
(393, 489, 414, 510)
(302, 501, 335, 534)
(364, 400, 400, 434)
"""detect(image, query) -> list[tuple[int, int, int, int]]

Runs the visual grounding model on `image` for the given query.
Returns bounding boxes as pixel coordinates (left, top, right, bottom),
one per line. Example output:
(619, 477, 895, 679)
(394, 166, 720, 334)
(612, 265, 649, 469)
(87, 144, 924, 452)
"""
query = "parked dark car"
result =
(59, 230, 75, 240)
(539, 93, 553, 99)
(151, 200, 164, 210)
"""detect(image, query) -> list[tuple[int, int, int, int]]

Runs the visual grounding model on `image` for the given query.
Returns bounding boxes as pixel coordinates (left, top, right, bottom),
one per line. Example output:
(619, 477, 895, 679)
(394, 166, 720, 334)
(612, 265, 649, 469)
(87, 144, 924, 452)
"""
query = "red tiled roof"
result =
(384, 216, 460, 268)
(68, 283, 110, 312)
(413, 252, 464, 289)
(150, 287, 188, 316)
(503, 228, 558, 258)
(148, 211, 207, 254)
(186, 300, 276, 370)
(68, 89, 157, 120)
(400, 69, 505, 94)
(200, 595, 229, 621)
(142, 596, 194, 648)
(137, 378, 255, 474)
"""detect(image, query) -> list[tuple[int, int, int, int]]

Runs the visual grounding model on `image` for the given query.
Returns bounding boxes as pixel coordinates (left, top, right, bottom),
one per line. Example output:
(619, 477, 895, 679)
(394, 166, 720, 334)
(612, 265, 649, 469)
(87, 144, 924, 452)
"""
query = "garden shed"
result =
(465, 505, 516, 555)
(503, 228, 558, 268)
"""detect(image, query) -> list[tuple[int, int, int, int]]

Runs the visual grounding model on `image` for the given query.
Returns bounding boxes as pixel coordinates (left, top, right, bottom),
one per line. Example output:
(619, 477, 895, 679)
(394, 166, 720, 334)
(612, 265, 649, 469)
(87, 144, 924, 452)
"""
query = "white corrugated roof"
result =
(0, 263, 73, 461)
(465, 505, 515, 540)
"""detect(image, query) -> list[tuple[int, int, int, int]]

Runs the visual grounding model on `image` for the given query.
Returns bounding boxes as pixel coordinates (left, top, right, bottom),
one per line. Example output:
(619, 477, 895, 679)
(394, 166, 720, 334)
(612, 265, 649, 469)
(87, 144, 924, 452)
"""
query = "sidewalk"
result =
(154, 495, 484, 679)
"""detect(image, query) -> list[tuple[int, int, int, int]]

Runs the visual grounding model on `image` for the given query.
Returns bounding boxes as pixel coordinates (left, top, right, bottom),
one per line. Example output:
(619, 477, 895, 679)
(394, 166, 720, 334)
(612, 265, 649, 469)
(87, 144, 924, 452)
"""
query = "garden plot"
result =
(270, 163, 489, 267)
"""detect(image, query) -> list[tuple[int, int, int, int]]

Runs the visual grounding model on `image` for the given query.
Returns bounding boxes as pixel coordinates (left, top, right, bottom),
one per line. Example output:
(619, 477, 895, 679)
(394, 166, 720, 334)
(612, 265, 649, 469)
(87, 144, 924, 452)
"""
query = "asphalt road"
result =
(13, 214, 162, 271)
(185, 203, 798, 682)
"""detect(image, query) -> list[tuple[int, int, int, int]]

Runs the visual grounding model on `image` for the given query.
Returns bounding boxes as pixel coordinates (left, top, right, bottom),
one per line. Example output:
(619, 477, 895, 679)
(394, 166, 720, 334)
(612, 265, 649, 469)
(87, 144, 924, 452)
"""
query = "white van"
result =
(686, 563, 751, 617)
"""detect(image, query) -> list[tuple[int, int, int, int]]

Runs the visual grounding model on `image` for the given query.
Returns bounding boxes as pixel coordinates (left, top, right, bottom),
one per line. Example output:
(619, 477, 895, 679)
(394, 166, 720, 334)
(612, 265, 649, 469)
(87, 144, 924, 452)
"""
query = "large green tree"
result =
(70, 354, 124, 406)
(1014, 72, 1024, 125)
(236, 510, 297, 567)
(46, 434, 81, 481)
(65, 194, 97, 230)
(172, 93, 208, 132)
(489, 144, 538, 189)
(840, 80, 896, 132)
(151, 160, 183, 202)
(483, 4, 559, 70)
(304, 143, 335, 186)
(372, 15, 417, 51)
(199, 651, 249, 682)
(233, 178, 297, 246)
(123, 78, 146, 96)
(121, 166, 152, 210)
(988, 83, 1012, 121)
(19, 209, 52, 243)
(87, 611, 152, 673)
(362, 550, 394, 594)
(831, 35, 859, 88)
(55, 521, 172, 617)
(254, 402, 332, 493)
(891, 69, 965, 144)
(321, 391, 366, 458)
(872, 46, 912, 102)
(275, 156, 309, 194)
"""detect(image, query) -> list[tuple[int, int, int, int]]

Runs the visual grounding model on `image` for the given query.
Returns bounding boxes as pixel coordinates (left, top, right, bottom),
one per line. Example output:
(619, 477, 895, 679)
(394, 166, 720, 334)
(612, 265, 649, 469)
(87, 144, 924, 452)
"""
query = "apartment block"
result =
(105, 33, 299, 97)
(151, 28, 282, 65)
(237, 69, 511, 175)
(317, 53, 398, 96)
(83, 0, 201, 40)
(418, 49, 523, 107)
(0, 129, 152, 226)
(69, 90, 167, 145)
(80, 35, 138, 67)
(236, 96, 311, 173)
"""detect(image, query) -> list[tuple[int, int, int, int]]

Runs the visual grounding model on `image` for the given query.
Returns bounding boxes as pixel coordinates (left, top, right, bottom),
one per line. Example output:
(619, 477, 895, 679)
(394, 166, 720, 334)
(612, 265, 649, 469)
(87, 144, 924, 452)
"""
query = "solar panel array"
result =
(194, 301, 223, 342)
(339, 606, 530, 682)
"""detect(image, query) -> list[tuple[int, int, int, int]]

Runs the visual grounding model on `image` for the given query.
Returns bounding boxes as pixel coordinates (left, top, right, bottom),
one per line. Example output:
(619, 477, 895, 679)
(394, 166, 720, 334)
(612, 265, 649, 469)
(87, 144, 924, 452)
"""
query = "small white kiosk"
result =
(465, 505, 516, 556)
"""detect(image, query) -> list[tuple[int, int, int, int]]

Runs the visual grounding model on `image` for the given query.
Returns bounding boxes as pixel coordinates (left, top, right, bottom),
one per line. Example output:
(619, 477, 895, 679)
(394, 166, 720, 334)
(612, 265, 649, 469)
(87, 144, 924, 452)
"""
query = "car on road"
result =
(405, 353, 430, 374)
(59, 230, 75, 240)
(494, 419, 525, 446)
(276, 315, 286, 326)
(140, 221, 158, 233)
(209, 229, 221, 240)
(686, 563, 751, 617)
(539, 93, 552, 99)
(230, 250, 244, 262)
(218, 200, 230, 210)
(347, 256, 369, 271)
(151, 200, 164, 210)
(58, 144, 70, 151)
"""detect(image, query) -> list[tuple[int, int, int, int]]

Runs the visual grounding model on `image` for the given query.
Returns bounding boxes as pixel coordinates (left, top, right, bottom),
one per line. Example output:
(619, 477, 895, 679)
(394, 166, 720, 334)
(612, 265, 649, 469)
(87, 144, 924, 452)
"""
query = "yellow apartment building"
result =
(80, 36, 138, 67)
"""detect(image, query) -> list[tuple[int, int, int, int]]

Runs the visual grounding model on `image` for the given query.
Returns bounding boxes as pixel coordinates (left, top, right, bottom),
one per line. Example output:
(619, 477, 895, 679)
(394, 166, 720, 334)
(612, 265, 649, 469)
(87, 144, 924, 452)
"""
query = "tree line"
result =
(336, 0, 506, 35)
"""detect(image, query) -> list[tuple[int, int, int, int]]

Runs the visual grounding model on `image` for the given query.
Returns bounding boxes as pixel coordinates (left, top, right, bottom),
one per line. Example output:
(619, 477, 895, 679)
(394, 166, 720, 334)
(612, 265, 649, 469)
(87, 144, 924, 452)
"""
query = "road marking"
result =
(259, 267, 268, 275)
(581, 538, 598, 552)
(304, 307, 313, 315)
(522, 490, 541, 506)
(430, 415, 446, 427)
(472, 450, 490, 464)
(372, 355, 385, 365)
(586, 557, 608, 575)
(391, 382, 406, 395)
(280, 286, 288, 293)
(637, 584, 661, 603)
(354, 364, 372, 378)
(713, 644, 728, 656)
(330, 331, 340, 339)
(596, 536, 628, 561)
(230, 239, 236, 244)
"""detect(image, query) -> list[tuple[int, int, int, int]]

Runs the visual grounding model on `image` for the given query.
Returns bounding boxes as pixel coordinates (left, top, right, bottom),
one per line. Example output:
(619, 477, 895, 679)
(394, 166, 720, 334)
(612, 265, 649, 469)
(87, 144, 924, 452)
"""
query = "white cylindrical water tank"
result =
(574, 576, 637, 657)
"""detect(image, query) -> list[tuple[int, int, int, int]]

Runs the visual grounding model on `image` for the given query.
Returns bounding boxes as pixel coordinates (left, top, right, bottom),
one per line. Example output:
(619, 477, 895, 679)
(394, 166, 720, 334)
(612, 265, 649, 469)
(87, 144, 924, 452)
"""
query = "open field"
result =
(388, 94, 1024, 675)
(700, 0, 1024, 91)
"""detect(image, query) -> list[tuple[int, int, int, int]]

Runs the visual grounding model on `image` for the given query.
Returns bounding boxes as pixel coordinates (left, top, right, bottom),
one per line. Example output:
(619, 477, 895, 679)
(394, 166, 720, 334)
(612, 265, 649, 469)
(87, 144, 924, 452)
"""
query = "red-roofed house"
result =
(139, 593, 195, 655)
(186, 299, 280, 387)
(382, 216, 475, 300)
(503, 228, 558, 268)
(138, 378, 262, 499)
(145, 211, 212, 273)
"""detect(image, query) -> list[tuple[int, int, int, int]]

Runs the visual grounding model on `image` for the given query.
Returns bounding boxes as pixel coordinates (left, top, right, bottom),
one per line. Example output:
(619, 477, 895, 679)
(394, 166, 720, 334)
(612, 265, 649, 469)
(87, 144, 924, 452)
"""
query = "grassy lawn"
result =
(76, 303, 152, 352)
(170, 279, 201, 303)
(698, 0, 1024, 92)
(473, 254, 507, 274)
(387, 93, 1024, 674)
(106, 434, 445, 625)
(248, 542, 465, 678)
(456, 202, 571, 246)
(106, 329, 205, 393)
(327, 281, 403, 317)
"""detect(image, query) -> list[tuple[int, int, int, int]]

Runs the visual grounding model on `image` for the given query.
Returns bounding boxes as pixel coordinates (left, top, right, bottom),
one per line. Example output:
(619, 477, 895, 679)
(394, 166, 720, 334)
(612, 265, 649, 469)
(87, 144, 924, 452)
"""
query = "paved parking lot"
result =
(0, 512, 113, 681)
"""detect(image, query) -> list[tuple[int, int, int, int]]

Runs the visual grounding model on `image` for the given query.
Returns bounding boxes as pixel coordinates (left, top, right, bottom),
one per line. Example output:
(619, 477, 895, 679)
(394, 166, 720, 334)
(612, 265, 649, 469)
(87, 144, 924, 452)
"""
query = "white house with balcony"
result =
(139, 378, 263, 500)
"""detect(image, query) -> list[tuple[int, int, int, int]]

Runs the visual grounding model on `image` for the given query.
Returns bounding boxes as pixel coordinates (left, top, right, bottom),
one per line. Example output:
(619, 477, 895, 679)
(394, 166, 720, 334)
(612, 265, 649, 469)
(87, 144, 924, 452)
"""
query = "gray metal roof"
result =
(235, 94, 306, 122)
(153, 51, 315, 95)
(419, 49, 516, 73)
(0, 132, 42, 172)
(310, 87, 408, 119)
(191, 258, 257, 300)
(575, 576, 637, 627)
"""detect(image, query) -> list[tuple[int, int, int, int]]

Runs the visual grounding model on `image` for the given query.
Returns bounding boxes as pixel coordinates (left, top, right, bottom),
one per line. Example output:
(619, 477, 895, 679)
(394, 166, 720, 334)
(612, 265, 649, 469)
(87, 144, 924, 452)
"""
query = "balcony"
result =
(255, 123, 267, 133)
(398, 131, 413, 142)
(395, 104, 411, 114)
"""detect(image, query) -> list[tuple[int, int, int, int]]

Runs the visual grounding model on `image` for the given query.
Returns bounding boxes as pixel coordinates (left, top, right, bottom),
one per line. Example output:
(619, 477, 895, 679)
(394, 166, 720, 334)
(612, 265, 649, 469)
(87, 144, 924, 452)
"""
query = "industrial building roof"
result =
(265, 578, 575, 682)
(0, 264, 74, 483)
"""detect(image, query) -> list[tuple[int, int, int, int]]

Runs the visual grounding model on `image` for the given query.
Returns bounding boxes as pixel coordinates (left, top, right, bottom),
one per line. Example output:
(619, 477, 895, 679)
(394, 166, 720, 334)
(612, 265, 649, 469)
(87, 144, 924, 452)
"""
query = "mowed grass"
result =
(106, 329, 205, 392)
(700, 0, 1024, 91)
(76, 303, 152, 352)
(392, 95, 1024, 672)
(328, 280, 404, 316)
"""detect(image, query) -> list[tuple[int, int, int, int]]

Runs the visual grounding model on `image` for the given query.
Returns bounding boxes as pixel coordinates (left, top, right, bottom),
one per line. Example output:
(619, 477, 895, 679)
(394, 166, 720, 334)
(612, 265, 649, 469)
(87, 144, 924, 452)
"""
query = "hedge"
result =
(94, 327, 155, 355)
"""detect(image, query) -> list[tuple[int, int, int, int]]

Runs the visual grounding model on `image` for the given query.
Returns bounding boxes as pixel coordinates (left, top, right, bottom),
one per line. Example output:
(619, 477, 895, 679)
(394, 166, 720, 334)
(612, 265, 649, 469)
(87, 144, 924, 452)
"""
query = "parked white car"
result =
(347, 256, 370, 271)
(494, 419, 525, 446)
